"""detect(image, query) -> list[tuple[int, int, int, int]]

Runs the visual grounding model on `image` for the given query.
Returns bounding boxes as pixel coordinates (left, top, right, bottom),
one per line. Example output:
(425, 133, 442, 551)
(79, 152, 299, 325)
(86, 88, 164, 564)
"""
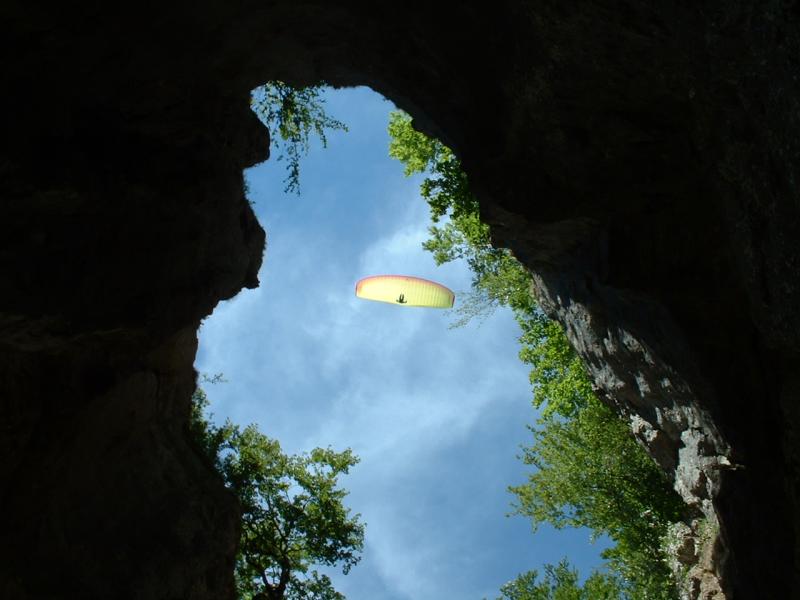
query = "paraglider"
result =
(355, 275, 455, 308)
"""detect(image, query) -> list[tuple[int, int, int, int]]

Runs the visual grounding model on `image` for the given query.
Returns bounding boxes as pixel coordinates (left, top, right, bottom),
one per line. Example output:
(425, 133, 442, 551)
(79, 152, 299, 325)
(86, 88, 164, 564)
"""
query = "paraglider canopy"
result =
(355, 275, 455, 308)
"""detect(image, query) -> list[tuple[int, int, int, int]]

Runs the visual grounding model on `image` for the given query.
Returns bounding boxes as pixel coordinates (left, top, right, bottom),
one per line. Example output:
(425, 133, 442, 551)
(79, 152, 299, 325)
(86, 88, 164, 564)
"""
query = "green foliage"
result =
(496, 560, 624, 600)
(387, 111, 685, 599)
(388, 110, 535, 324)
(251, 82, 347, 194)
(190, 387, 364, 600)
(388, 111, 477, 221)
(516, 312, 595, 419)
(511, 397, 684, 599)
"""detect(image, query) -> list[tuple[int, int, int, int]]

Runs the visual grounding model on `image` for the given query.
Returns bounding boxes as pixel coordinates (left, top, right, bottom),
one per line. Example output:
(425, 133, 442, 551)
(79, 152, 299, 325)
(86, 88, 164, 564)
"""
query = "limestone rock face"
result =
(1, 2, 798, 598)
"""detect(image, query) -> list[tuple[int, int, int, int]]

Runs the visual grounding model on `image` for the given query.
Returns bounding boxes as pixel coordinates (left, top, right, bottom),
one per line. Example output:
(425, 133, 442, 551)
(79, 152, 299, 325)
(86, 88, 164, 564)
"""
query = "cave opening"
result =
(4, 4, 799, 598)
(193, 84, 612, 599)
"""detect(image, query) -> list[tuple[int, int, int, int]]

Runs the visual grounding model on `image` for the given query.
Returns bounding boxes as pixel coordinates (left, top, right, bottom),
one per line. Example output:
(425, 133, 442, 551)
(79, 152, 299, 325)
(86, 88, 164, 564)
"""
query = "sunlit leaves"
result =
(516, 312, 594, 419)
(387, 111, 439, 177)
(495, 560, 624, 600)
(388, 111, 478, 222)
(510, 396, 684, 599)
(251, 82, 348, 194)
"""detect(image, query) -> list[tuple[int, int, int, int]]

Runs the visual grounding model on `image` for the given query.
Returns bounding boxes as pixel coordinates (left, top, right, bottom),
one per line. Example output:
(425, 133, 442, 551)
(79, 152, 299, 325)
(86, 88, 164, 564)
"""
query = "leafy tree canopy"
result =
(251, 82, 347, 194)
(495, 560, 623, 600)
(511, 396, 684, 599)
(190, 387, 364, 600)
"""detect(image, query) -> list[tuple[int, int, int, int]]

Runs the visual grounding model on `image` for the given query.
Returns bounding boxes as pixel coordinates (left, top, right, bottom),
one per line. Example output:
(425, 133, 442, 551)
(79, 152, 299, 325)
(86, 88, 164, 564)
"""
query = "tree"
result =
(510, 397, 684, 599)
(190, 388, 365, 600)
(251, 82, 347, 194)
(387, 111, 684, 599)
(495, 560, 623, 600)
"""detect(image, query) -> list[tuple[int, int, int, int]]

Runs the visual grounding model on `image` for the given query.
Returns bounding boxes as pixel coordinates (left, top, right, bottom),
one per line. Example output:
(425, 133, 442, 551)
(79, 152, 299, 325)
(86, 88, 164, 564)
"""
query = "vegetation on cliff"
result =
(251, 82, 347, 194)
(190, 386, 365, 600)
(493, 559, 623, 599)
(389, 110, 685, 599)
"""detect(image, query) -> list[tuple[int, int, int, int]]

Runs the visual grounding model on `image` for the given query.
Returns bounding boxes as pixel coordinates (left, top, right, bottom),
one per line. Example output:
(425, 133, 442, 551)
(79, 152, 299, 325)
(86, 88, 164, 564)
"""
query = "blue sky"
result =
(195, 86, 609, 599)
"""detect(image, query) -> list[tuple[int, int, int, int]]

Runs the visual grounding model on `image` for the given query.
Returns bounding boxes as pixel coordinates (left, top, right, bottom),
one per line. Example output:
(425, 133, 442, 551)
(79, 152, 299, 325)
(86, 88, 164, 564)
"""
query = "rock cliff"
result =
(1, 2, 798, 598)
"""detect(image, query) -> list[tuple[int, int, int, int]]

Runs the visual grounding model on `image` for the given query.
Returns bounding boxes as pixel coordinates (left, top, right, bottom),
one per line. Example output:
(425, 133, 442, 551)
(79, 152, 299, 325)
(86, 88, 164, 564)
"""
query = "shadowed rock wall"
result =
(1, 2, 798, 598)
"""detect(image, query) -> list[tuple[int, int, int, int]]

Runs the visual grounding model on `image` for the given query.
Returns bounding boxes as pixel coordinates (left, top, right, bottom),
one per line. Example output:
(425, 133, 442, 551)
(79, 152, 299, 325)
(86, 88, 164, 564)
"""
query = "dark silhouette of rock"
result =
(1, 2, 798, 598)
